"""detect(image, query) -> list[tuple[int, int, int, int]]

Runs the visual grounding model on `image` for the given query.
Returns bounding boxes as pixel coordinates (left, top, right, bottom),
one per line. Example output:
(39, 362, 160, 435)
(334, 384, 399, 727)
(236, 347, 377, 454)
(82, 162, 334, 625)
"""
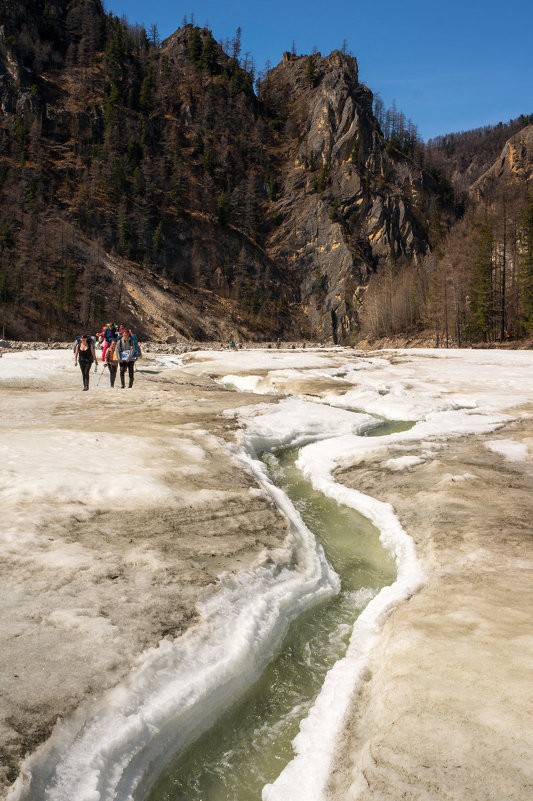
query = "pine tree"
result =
(217, 192, 229, 226)
(304, 55, 317, 88)
(117, 208, 131, 256)
(14, 117, 26, 166)
(468, 216, 495, 341)
(202, 147, 215, 176)
(188, 28, 203, 68)
(139, 68, 153, 113)
(152, 221, 163, 255)
(0, 224, 14, 251)
(0, 272, 11, 303)
(518, 194, 533, 334)
(201, 31, 216, 73)
(231, 27, 242, 62)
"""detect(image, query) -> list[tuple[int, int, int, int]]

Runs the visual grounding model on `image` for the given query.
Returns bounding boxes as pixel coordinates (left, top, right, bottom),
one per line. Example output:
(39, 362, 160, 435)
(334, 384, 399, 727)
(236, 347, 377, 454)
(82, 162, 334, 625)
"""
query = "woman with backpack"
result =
(104, 339, 118, 387)
(74, 334, 96, 391)
(100, 322, 117, 362)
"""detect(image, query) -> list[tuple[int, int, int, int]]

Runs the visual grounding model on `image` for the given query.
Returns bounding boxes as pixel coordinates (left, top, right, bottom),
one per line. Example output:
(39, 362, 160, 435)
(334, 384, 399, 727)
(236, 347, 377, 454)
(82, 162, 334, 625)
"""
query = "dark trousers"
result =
(108, 364, 117, 387)
(79, 361, 91, 388)
(120, 361, 134, 388)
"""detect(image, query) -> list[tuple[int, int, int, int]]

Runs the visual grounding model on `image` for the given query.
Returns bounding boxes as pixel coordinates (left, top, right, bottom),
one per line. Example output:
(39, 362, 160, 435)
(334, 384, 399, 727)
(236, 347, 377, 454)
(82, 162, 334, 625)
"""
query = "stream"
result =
(145, 446, 397, 801)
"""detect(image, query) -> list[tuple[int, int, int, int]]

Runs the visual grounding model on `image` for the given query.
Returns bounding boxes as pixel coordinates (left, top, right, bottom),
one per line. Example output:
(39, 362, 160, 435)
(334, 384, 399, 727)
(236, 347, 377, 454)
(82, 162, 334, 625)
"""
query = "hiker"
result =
(116, 327, 137, 388)
(104, 339, 118, 387)
(74, 334, 96, 391)
(101, 322, 116, 362)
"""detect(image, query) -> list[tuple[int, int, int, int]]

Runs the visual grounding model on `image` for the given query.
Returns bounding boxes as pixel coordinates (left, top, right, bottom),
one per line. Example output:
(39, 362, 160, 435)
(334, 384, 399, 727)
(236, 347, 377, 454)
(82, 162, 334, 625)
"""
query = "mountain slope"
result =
(471, 124, 533, 200)
(0, 0, 459, 342)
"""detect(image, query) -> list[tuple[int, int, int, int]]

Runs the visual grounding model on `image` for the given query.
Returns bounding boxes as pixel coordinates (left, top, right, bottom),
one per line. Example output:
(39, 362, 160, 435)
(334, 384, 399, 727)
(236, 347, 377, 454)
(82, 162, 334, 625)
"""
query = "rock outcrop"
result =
(471, 124, 533, 200)
(257, 50, 445, 341)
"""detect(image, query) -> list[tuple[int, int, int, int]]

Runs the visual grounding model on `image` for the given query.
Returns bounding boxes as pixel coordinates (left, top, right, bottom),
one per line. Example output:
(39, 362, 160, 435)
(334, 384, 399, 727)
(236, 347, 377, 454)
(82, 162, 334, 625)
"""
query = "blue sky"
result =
(105, 0, 532, 142)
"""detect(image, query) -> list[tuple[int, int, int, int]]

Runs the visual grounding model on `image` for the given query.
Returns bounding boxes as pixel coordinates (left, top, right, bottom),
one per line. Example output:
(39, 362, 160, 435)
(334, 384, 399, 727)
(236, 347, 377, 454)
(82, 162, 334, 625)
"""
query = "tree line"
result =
(359, 186, 533, 344)
(358, 98, 533, 344)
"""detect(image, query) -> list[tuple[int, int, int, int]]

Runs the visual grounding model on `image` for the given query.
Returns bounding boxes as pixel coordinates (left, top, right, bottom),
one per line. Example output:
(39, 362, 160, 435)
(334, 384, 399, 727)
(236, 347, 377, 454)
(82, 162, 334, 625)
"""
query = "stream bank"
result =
(0, 357, 287, 798)
(145, 448, 396, 800)
(328, 407, 533, 800)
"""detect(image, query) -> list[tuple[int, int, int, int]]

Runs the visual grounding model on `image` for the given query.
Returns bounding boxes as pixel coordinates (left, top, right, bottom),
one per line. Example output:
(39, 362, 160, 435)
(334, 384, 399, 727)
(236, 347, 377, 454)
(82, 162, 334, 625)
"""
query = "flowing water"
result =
(145, 448, 396, 801)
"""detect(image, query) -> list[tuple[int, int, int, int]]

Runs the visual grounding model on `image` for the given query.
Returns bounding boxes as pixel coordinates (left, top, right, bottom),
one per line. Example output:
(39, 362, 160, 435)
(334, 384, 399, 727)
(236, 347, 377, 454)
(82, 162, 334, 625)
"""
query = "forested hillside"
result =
(360, 123, 533, 344)
(425, 116, 533, 193)
(0, 0, 531, 344)
(0, 0, 293, 340)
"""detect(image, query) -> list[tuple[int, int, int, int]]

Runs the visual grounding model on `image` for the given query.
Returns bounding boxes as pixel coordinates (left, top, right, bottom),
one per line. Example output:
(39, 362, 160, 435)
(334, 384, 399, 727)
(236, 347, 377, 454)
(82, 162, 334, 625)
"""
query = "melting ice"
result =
(3, 346, 533, 801)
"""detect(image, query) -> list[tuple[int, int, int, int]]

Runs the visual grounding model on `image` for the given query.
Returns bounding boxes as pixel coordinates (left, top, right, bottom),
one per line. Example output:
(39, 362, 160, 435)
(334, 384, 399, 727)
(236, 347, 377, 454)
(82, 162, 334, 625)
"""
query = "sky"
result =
(105, 0, 533, 142)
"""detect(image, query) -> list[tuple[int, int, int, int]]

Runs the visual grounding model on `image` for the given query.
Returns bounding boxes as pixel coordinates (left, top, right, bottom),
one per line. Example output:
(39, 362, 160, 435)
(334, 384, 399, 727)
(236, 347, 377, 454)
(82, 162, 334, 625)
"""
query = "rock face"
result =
(264, 51, 436, 342)
(471, 124, 533, 200)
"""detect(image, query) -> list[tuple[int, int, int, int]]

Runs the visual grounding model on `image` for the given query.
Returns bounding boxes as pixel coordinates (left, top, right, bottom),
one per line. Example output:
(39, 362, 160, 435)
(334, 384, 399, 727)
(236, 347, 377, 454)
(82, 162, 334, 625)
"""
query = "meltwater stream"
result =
(146, 448, 396, 801)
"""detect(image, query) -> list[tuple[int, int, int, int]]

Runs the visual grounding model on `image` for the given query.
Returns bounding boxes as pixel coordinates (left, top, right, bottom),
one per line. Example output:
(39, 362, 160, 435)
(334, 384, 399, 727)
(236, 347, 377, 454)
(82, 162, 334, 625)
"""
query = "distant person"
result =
(116, 327, 137, 388)
(74, 334, 96, 391)
(104, 339, 118, 387)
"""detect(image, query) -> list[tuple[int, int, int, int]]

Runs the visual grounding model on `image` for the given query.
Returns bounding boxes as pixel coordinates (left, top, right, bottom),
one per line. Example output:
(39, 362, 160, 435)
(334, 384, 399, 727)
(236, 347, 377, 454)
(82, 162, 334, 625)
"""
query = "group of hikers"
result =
(73, 323, 142, 391)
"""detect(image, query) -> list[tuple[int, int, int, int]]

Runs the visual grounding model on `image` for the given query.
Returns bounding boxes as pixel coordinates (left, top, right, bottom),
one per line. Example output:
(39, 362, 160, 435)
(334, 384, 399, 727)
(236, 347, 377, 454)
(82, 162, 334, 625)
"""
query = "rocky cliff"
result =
(263, 50, 443, 341)
(471, 124, 533, 201)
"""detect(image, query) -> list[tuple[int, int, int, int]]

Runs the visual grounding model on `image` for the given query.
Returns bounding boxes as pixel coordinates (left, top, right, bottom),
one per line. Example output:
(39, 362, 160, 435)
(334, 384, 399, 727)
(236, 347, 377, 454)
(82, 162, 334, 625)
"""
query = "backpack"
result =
(104, 325, 116, 343)
(73, 335, 96, 352)
(131, 333, 141, 358)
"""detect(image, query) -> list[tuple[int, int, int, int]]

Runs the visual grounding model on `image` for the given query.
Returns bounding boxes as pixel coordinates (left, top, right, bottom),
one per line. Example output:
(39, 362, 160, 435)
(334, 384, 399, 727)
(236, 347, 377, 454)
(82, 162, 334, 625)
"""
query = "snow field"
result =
(3, 346, 533, 801)
(226, 348, 533, 800)
(8, 449, 339, 801)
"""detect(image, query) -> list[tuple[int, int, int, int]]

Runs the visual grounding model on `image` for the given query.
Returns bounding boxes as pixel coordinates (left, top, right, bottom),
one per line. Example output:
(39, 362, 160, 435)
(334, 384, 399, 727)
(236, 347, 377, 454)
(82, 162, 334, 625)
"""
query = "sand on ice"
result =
(328, 405, 533, 801)
(0, 353, 288, 796)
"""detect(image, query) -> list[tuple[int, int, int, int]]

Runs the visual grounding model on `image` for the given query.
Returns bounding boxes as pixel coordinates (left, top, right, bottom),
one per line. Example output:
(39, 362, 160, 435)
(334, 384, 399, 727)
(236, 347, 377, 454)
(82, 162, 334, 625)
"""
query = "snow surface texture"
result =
(485, 438, 530, 461)
(3, 347, 533, 801)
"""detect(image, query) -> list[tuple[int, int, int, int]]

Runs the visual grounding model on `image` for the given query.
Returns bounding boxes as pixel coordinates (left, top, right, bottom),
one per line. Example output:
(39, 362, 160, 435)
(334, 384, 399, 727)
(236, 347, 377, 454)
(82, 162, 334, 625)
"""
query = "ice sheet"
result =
(4, 353, 339, 801)
(4, 346, 533, 801)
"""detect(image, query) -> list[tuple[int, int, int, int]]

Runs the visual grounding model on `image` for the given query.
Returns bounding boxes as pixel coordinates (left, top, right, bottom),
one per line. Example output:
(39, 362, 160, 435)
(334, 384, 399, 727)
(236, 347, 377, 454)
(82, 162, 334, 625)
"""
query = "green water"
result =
(146, 448, 396, 801)
(363, 419, 415, 437)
